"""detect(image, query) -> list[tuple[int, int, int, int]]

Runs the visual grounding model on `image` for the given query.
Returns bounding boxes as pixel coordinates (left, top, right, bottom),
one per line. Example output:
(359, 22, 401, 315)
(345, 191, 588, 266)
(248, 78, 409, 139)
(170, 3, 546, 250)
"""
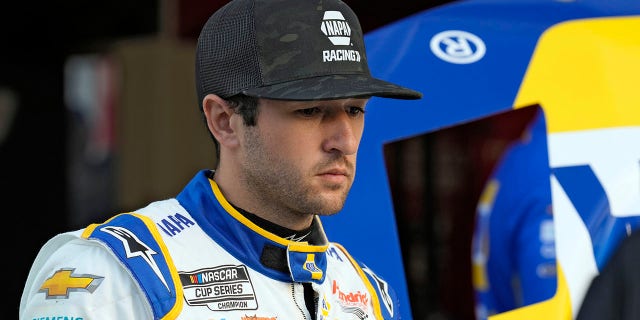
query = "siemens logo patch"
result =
(179, 265, 257, 311)
(31, 317, 84, 320)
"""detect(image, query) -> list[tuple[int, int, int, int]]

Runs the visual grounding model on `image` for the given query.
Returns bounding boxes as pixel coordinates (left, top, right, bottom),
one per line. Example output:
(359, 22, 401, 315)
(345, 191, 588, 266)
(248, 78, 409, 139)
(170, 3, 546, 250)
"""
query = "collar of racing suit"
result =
(176, 170, 331, 284)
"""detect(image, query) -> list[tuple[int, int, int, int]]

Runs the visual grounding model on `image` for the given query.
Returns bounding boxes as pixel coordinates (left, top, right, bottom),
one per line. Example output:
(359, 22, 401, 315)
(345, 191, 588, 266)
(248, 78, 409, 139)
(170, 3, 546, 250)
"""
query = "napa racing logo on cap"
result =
(320, 11, 361, 62)
(430, 30, 486, 64)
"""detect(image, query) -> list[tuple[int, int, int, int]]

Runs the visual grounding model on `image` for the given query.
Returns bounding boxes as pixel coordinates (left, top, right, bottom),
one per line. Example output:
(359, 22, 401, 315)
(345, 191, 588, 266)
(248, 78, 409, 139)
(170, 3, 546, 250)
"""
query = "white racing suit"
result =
(20, 170, 399, 319)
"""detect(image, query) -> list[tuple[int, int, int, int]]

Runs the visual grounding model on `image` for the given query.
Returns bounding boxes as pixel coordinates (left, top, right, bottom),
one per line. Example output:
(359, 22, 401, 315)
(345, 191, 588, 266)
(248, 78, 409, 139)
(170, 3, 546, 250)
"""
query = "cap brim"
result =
(242, 74, 422, 101)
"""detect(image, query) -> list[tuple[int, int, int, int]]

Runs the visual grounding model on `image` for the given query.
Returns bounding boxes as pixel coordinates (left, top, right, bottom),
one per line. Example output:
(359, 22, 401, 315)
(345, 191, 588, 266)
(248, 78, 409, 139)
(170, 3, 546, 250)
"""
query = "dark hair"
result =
(202, 94, 260, 164)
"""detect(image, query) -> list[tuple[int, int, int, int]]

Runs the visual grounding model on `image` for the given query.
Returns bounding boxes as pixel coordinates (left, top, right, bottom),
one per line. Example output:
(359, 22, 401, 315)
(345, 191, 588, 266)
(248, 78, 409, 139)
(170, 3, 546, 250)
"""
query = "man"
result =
(19, 0, 422, 319)
(471, 109, 557, 319)
(576, 229, 640, 320)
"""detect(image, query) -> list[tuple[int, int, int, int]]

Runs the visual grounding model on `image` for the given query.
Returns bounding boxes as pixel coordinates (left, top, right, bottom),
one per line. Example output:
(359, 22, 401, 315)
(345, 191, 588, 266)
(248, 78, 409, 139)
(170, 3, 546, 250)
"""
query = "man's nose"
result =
(322, 112, 360, 155)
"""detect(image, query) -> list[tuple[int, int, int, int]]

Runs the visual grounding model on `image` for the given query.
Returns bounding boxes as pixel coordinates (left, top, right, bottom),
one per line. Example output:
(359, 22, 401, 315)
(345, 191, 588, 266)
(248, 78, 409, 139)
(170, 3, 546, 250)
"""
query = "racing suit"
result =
(471, 111, 557, 319)
(20, 170, 398, 319)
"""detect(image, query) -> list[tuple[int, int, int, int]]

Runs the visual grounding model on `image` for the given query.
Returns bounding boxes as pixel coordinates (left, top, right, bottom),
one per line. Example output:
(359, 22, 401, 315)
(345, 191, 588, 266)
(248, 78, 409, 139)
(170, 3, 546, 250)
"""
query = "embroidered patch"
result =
(39, 268, 103, 299)
(179, 265, 257, 311)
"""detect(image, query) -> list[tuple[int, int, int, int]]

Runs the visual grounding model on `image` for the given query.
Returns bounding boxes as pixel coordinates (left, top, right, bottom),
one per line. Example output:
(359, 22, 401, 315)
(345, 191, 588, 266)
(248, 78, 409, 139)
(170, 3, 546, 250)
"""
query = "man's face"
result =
(238, 97, 368, 216)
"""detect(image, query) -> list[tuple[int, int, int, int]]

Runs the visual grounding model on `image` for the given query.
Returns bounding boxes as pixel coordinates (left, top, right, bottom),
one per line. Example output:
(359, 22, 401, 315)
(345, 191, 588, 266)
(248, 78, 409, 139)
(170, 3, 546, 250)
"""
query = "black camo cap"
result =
(195, 0, 422, 105)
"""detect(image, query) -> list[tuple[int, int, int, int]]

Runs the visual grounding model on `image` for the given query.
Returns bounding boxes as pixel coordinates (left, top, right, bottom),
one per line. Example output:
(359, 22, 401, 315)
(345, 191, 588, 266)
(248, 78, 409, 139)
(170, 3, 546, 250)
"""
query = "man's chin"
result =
(311, 195, 348, 216)
(314, 210, 342, 217)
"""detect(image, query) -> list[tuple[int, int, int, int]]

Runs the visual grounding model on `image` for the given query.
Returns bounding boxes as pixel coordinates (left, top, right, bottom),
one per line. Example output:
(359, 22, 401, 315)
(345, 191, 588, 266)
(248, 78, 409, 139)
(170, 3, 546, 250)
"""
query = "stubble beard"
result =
(242, 127, 353, 217)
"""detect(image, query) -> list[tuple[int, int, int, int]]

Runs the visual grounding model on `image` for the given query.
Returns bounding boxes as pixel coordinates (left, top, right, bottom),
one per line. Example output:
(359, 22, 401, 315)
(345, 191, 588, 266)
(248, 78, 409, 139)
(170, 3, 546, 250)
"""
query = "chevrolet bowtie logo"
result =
(39, 268, 104, 299)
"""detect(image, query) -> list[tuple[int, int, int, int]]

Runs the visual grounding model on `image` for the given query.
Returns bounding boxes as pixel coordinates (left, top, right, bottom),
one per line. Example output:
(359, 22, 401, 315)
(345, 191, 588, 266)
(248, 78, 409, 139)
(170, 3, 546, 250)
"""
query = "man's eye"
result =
(348, 106, 365, 116)
(297, 107, 321, 117)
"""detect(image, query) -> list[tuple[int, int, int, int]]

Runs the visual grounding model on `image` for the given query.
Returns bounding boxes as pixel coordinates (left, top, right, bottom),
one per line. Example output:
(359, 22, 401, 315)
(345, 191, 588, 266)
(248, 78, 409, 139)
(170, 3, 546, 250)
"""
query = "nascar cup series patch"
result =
(179, 265, 258, 311)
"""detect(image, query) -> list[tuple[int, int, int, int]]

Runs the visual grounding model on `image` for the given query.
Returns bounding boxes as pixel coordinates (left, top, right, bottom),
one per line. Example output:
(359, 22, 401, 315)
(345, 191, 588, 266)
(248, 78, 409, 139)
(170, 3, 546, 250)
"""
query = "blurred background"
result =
(1, 0, 453, 316)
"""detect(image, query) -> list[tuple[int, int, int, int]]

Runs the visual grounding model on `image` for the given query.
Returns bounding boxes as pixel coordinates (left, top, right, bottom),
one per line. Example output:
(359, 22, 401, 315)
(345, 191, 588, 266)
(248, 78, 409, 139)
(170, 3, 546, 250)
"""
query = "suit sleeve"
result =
(19, 235, 152, 320)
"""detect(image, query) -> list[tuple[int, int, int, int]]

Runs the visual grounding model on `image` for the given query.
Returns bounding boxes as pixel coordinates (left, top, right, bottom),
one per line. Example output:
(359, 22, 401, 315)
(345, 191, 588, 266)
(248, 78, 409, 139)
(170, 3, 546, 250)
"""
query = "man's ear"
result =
(202, 94, 239, 148)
